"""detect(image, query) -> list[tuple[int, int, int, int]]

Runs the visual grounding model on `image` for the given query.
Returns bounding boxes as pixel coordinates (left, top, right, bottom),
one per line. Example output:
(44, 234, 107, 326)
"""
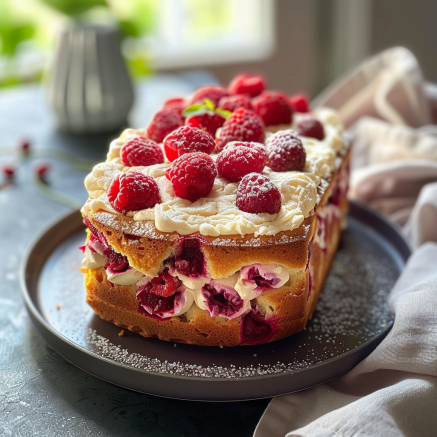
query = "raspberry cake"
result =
(80, 75, 350, 346)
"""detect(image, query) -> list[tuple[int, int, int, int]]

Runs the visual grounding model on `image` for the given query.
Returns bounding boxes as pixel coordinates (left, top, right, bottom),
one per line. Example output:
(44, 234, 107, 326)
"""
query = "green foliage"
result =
(0, 23, 34, 56)
(40, 0, 107, 17)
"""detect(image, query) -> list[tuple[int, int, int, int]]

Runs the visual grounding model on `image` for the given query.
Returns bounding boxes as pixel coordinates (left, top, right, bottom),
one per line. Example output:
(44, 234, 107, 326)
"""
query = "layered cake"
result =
(80, 75, 350, 346)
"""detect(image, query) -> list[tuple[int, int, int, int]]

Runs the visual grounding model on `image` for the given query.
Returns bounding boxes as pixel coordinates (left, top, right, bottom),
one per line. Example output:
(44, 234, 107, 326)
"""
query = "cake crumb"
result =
(118, 329, 125, 337)
(253, 354, 257, 357)
(382, 324, 387, 328)
(219, 345, 223, 349)
(56, 304, 61, 310)
(174, 343, 177, 347)
(84, 310, 89, 314)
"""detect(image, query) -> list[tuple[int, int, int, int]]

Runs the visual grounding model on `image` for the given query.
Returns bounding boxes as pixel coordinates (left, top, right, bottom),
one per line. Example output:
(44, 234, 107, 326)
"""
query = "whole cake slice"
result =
(80, 77, 350, 346)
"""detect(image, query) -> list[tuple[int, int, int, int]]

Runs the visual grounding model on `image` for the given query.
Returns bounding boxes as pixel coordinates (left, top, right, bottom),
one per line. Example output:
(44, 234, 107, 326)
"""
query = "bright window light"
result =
(125, 0, 275, 69)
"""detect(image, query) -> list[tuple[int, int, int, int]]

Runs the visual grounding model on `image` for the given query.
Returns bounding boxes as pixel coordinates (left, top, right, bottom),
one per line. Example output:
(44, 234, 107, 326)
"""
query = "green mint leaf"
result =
(215, 108, 232, 119)
(182, 104, 208, 117)
(204, 98, 215, 111)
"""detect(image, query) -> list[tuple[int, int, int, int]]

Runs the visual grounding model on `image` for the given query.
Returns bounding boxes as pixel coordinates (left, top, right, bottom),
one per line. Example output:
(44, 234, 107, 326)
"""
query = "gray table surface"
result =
(0, 75, 269, 437)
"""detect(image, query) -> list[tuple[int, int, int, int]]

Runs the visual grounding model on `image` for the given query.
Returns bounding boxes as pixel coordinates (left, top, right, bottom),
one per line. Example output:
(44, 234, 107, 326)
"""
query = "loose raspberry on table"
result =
(163, 126, 215, 162)
(165, 152, 217, 202)
(189, 86, 229, 106)
(216, 141, 267, 182)
(289, 94, 310, 113)
(218, 94, 253, 112)
(266, 130, 306, 172)
(184, 112, 226, 137)
(121, 137, 164, 167)
(216, 108, 265, 152)
(228, 74, 265, 97)
(252, 92, 293, 127)
(236, 173, 281, 215)
(108, 172, 161, 213)
(296, 115, 325, 140)
(145, 108, 184, 143)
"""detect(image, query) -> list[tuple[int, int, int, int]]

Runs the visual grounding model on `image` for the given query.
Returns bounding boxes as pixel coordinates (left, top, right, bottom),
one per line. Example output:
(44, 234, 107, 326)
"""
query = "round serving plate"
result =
(20, 201, 411, 401)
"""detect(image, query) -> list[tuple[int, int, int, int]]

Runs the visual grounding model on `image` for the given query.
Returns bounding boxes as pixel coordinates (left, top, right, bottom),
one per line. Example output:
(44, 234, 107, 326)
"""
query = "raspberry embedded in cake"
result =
(166, 237, 206, 278)
(235, 264, 289, 299)
(136, 272, 194, 318)
(240, 308, 278, 345)
(199, 279, 250, 320)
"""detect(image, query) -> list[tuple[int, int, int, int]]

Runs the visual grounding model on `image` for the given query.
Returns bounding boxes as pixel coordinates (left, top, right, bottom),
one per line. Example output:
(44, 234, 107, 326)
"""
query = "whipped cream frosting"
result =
(82, 108, 344, 237)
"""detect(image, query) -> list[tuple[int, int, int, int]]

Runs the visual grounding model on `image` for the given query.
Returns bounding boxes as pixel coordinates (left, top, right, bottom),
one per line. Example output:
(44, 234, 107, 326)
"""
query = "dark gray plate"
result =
(20, 201, 411, 401)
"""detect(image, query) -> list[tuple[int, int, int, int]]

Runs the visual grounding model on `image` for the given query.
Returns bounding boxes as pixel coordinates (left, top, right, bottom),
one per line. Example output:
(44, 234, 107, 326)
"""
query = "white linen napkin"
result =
(254, 47, 437, 437)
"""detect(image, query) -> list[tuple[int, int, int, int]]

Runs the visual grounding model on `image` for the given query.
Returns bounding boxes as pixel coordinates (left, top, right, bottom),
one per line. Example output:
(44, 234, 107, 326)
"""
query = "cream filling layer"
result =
(82, 245, 107, 269)
(106, 267, 144, 286)
(235, 264, 289, 300)
(82, 109, 344, 238)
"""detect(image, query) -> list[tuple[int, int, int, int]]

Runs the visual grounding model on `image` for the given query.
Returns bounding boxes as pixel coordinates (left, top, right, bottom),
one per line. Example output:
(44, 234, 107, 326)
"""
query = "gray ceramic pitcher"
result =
(47, 23, 134, 133)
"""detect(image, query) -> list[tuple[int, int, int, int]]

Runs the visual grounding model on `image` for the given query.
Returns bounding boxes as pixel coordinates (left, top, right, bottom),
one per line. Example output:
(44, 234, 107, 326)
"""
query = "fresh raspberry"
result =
(289, 94, 310, 113)
(165, 153, 217, 202)
(121, 137, 164, 167)
(21, 139, 31, 155)
(3, 165, 15, 179)
(218, 94, 253, 112)
(162, 97, 186, 112)
(236, 173, 281, 215)
(296, 115, 325, 140)
(35, 162, 49, 179)
(189, 86, 229, 106)
(145, 108, 184, 143)
(184, 112, 225, 136)
(108, 172, 161, 213)
(163, 126, 215, 162)
(266, 130, 306, 172)
(216, 142, 267, 182)
(216, 108, 265, 152)
(228, 75, 265, 97)
(252, 92, 293, 127)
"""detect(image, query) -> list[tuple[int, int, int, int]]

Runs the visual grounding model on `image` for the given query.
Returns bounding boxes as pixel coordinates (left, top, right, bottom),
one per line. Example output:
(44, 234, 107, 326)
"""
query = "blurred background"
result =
(1, 0, 437, 96)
